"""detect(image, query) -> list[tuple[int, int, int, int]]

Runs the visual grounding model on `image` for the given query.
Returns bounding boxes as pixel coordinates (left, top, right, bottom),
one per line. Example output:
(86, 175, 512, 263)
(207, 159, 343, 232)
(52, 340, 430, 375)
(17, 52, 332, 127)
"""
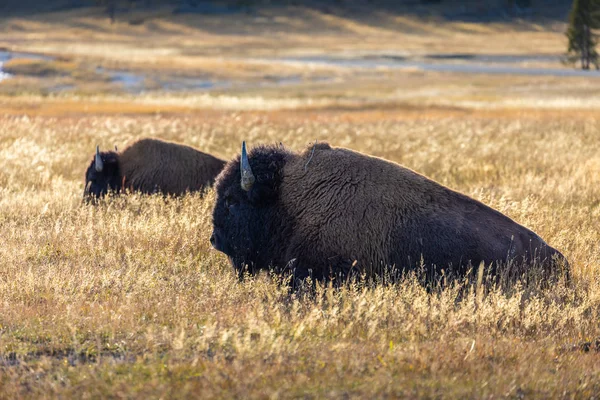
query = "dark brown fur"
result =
(211, 143, 569, 285)
(84, 138, 225, 199)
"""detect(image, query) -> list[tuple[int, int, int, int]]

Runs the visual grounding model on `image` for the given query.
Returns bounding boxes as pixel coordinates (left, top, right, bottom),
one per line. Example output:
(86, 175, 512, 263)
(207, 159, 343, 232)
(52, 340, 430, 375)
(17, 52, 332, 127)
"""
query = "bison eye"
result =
(225, 197, 237, 209)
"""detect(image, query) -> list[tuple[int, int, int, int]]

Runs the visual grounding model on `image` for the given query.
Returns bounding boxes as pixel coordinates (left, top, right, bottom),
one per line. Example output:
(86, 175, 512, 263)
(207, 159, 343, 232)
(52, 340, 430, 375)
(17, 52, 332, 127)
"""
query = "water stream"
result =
(0, 50, 54, 83)
(2, 50, 599, 94)
(280, 54, 600, 77)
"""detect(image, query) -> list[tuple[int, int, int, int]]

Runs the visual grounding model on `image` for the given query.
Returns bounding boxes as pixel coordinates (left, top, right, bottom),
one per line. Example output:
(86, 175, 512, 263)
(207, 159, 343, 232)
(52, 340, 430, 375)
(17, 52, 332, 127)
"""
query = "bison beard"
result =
(211, 142, 569, 286)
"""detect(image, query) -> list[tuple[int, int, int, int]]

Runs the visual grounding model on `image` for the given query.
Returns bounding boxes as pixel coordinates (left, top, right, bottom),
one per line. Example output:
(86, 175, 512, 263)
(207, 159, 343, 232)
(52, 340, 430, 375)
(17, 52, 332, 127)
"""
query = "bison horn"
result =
(95, 145, 104, 172)
(240, 141, 255, 191)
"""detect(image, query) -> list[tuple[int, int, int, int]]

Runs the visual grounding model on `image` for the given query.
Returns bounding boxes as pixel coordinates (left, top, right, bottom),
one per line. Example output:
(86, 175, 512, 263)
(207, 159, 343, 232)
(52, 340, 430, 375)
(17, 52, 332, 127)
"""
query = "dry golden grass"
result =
(0, 5, 569, 80)
(1, 95, 599, 397)
(0, 5, 599, 397)
(0, 5, 587, 102)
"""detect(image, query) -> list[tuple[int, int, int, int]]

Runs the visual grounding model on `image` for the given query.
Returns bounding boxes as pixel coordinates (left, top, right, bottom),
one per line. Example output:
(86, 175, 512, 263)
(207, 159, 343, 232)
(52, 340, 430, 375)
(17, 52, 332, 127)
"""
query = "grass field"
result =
(1, 5, 600, 399)
(0, 3, 573, 91)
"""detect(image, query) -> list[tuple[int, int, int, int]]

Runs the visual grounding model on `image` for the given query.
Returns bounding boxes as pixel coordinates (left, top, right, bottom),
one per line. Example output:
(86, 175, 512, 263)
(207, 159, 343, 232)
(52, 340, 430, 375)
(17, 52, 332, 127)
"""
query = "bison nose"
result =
(210, 231, 225, 252)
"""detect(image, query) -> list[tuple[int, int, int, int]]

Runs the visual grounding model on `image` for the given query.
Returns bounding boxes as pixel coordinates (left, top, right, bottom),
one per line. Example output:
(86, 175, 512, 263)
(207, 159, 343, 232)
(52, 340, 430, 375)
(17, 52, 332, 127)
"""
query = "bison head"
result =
(211, 142, 290, 276)
(83, 146, 122, 201)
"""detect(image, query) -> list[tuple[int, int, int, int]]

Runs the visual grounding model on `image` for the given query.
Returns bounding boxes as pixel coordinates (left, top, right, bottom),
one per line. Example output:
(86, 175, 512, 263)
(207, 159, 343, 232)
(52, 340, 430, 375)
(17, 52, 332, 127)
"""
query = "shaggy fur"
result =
(211, 143, 569, 284)
(84, 138, 225, 200)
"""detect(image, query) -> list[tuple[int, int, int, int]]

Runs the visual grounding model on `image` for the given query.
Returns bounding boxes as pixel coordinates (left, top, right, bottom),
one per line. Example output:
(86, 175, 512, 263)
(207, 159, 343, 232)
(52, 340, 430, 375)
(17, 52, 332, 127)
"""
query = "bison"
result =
(210, 142, 569, 286)
(84, 138, 225, 201)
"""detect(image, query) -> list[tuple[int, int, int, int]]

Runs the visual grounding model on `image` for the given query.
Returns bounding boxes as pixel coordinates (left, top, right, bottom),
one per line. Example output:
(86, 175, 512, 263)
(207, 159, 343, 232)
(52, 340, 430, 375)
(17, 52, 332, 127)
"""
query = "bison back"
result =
(119, 138, 225, 195)
(279, 145, 562, 281)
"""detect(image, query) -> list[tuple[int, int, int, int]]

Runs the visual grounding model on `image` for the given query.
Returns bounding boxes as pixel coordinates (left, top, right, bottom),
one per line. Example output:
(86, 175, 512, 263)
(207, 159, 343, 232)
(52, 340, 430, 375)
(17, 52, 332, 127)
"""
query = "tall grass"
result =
(0, 105, 599, 398)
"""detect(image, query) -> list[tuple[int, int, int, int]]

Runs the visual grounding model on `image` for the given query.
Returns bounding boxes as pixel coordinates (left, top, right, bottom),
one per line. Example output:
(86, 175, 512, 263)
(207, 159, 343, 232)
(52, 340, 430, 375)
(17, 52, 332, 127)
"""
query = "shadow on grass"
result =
(0, 1, 571, 30)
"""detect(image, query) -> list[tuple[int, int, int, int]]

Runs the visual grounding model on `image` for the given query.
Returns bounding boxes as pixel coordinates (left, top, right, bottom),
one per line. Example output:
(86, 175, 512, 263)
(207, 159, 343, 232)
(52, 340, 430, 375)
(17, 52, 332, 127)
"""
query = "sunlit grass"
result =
(0, 5, 568, 74)
(3, 58, 78, 76)
(0, 4, 598, 396)
(0, 95, 599, 397)
(4, 68, 600, 114)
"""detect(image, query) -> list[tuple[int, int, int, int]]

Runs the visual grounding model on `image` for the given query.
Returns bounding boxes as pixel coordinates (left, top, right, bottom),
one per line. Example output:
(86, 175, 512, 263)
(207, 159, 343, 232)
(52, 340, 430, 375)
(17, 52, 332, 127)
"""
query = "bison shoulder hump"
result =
(306, 142, 332, 152)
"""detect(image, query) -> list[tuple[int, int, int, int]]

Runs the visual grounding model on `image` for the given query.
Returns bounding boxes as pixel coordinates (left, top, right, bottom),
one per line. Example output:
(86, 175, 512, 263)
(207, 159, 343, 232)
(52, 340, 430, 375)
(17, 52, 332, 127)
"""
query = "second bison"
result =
(211, 142, 568, 285)
(84, 138, 225, 200)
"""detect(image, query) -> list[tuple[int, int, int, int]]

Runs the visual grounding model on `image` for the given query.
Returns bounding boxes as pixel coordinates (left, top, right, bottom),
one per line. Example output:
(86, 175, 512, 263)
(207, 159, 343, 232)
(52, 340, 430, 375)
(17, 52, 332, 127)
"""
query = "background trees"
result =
(565, 0, 600, 70)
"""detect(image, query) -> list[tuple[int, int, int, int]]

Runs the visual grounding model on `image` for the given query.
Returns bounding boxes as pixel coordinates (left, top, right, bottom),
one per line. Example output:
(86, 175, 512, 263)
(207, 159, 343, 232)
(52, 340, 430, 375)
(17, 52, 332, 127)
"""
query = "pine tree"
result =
(95, 0, 117, 23)
(566, 0, 600, 70)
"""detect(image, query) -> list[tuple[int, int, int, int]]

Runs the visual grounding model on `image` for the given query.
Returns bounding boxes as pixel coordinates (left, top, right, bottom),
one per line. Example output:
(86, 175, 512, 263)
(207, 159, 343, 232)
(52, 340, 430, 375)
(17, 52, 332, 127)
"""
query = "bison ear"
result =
(241, 143, 287, 205)
(246, 181, 278, 205)
(245, 161, 281, 206)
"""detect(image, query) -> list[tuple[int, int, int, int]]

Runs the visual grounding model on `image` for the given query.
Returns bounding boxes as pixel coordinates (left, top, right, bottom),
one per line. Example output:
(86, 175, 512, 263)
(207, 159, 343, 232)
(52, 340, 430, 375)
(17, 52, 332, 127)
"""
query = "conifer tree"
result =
(566, 0, 600, 70)
(95, 0, 117, 23)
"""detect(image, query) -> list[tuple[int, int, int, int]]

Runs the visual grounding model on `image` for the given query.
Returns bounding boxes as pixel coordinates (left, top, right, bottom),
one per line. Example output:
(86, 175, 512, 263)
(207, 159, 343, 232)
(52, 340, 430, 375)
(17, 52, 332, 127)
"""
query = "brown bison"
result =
(210, 142, 568, 285)
(84, 138, 225, 200)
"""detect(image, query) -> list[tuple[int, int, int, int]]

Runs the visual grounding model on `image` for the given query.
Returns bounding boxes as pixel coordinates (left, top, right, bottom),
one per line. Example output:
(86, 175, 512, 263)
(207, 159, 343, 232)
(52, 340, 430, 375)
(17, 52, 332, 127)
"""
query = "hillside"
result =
(1, 0, 573, 20)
